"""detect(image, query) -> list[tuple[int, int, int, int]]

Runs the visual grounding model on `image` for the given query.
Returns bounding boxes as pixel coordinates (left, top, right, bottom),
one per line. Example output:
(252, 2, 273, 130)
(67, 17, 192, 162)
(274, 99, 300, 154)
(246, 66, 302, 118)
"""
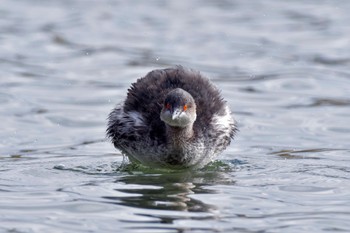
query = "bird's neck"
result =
(165, 124, 194, 149)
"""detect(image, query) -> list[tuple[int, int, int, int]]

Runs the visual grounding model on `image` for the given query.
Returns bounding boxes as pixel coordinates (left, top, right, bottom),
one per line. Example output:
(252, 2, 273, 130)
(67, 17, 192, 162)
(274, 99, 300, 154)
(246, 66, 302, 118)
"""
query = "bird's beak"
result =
(172, 108, 182, 120)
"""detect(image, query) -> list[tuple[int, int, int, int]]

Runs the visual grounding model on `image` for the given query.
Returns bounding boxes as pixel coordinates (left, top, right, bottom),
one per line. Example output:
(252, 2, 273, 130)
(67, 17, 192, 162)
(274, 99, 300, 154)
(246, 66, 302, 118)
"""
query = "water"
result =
(1, 0, 350, 232)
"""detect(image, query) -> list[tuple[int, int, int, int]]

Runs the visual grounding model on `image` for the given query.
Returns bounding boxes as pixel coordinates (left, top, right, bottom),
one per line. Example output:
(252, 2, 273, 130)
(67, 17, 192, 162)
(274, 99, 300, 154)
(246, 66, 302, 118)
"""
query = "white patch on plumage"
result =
(209, 105, 235, 154)
(211, 105, 235, 132)
(127, 111, 144, 127)
(108, 103, 145, 136)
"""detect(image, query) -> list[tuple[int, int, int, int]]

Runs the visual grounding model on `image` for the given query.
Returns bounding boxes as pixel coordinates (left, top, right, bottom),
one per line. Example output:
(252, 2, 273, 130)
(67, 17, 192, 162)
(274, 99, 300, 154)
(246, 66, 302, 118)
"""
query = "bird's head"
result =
(160, 88, 197, 128)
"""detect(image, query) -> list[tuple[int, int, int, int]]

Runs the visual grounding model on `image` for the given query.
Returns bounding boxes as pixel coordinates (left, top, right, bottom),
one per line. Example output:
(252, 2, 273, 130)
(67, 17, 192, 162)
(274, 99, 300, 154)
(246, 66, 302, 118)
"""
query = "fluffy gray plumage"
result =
(107, 66, 237, 169)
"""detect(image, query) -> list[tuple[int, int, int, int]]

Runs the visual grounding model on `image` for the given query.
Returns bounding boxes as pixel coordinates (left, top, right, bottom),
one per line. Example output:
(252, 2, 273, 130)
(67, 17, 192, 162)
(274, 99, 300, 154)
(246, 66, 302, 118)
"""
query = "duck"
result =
(107, 66, 237, 169)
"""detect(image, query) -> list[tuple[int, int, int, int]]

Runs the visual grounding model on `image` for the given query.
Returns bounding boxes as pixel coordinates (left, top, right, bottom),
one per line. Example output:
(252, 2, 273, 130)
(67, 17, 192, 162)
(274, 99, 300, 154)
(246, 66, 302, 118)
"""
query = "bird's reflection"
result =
(103, 167, 235, 213)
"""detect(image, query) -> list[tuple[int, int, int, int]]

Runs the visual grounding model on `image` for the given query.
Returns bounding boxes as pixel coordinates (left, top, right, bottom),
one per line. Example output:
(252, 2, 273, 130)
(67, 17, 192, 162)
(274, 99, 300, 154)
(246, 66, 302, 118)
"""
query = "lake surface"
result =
(1, 0, 350, 232)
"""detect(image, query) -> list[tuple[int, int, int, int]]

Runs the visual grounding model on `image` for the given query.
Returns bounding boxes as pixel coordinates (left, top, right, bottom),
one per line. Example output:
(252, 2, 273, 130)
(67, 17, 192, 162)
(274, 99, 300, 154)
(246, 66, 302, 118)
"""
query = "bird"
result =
(107, 66, 237, 169)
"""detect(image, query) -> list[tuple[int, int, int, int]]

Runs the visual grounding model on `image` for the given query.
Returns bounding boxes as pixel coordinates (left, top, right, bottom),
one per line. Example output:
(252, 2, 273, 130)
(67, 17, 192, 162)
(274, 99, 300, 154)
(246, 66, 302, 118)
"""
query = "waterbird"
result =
(107, 66, 237, 169)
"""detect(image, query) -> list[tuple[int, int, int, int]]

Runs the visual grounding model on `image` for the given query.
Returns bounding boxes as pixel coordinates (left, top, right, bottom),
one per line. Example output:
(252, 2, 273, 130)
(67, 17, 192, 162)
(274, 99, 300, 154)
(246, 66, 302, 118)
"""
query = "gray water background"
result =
(1, 0, 350, 232)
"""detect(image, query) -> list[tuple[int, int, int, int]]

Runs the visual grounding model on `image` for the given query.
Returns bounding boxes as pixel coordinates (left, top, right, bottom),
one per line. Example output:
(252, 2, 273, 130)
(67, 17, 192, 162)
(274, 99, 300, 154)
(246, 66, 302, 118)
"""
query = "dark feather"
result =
(123, 66, 226, 142)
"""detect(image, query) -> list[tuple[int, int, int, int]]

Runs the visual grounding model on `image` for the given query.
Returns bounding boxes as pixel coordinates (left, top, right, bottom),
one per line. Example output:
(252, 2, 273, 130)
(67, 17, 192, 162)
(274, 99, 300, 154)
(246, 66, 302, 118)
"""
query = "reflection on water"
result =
(112, 174, 216, 212)
(1, 0, 350, 232)
(110, 167, 234, 212)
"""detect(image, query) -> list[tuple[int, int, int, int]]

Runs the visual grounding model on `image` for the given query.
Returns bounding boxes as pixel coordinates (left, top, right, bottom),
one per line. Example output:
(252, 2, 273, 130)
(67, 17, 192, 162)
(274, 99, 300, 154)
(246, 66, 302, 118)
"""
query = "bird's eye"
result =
(183, 104, 188, 111)
(165, 103, 171, 109)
